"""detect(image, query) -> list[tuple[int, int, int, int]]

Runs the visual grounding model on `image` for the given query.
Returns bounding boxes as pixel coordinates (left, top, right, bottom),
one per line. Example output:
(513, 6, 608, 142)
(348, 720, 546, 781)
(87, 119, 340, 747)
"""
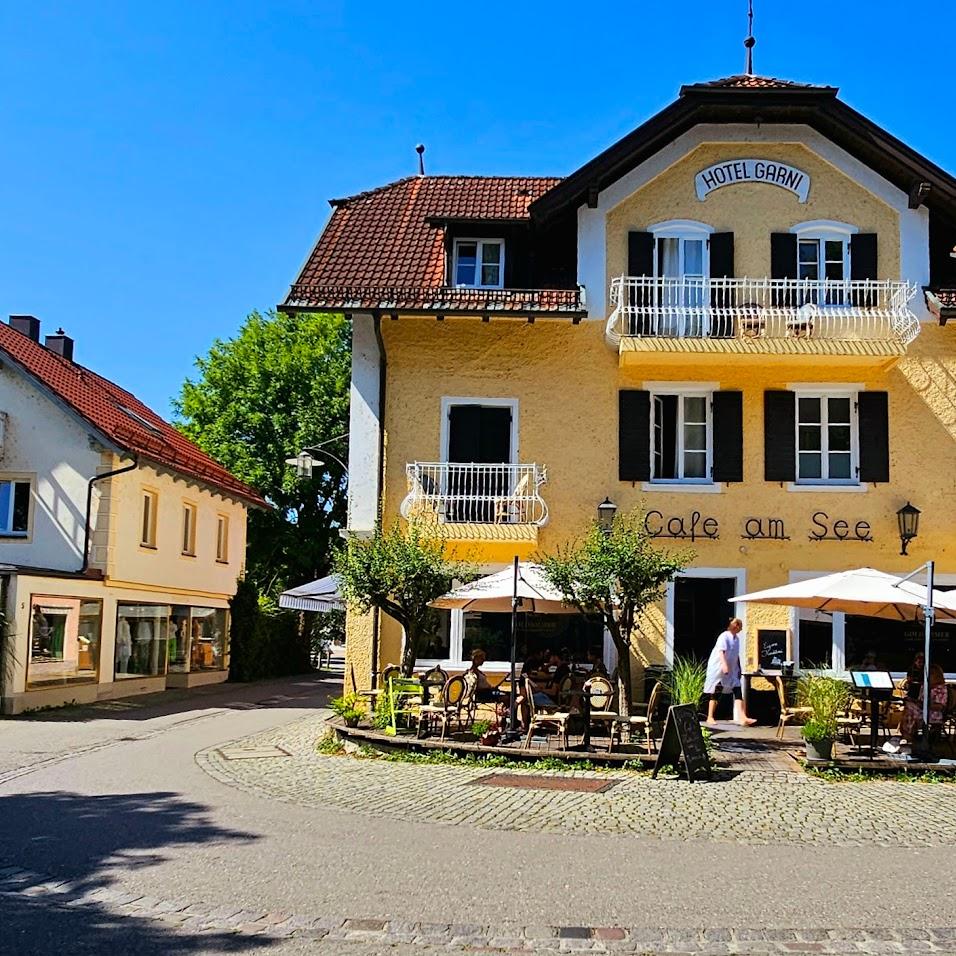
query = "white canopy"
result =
(732, 567, 956, 623)
(430, 562, 575, 614)
(278, 574, 344, 613)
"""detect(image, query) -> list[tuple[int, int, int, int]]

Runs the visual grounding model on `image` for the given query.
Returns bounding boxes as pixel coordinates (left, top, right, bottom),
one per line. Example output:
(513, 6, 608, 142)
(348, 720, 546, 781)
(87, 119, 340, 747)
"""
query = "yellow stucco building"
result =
(285, 73, 956, 699)
(0, 317, 262, 714)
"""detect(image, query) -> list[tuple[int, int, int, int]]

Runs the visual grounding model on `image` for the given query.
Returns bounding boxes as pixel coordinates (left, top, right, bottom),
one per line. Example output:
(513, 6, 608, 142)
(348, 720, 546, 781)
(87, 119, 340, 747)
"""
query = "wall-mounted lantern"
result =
(897, 501, 921, 556)
(597, 497, 618, 535)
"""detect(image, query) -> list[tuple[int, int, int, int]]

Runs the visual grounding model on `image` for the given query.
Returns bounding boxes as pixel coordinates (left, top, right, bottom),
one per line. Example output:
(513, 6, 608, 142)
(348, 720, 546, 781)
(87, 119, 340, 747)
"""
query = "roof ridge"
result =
(329, 173, 563, 207)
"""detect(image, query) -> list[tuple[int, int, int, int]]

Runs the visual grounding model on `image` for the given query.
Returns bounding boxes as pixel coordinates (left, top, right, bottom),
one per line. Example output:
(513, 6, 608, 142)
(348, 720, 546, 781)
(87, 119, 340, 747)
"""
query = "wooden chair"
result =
(581, 676, 618, 749)
(418, 675, 467, 741)
(774, 675, 811, 739)
(522, 675, 574, 750)
(357, 663, 400, 715)
(421, 665, 449, 704)
(613, 680, 665, 754)
(494, 472, 530, 524)
(387, 675, 424, 735)
(457, 670, 479, 732)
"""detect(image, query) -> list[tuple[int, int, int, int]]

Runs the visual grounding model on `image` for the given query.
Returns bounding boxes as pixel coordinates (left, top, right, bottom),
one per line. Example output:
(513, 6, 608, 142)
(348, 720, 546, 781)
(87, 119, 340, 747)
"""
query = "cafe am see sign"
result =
(695, 159, 811, 203)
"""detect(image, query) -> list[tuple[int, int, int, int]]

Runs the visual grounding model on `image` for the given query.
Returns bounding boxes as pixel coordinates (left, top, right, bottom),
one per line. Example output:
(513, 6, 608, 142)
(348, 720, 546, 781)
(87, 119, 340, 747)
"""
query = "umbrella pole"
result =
(504, 555, 520, 741)
(921, 560, 935, 748)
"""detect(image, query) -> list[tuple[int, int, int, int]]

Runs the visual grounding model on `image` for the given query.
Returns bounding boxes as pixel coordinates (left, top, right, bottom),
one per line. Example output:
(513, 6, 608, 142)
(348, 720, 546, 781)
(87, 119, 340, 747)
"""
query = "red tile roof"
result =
(684, 74, 833, 91)
(285, 175, 585, 314)
(0, 324, 266, 508)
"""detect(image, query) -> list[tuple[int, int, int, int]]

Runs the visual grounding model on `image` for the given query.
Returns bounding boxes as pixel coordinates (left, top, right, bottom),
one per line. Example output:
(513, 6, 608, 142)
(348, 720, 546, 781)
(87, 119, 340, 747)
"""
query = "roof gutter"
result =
(81, 457, 138, 574)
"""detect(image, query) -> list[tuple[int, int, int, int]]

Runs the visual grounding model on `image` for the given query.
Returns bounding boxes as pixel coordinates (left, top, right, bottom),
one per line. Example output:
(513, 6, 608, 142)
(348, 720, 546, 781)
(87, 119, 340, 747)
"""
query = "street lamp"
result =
(897, 501, 920, 556)
(597, 497, 617, 534)
(284, 451, 324, 479)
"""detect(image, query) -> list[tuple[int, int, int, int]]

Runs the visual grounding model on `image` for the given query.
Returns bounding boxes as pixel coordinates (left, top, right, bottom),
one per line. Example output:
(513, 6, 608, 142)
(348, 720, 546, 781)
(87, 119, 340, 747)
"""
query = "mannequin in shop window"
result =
(116, 618, 132, 673)
(134, 619, 152, 673)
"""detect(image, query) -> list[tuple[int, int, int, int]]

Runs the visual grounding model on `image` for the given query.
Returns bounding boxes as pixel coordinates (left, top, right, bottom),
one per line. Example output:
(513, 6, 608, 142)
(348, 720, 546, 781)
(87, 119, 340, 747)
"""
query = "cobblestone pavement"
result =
(196, 714, 956, 848)
(4, 862, 956, 954)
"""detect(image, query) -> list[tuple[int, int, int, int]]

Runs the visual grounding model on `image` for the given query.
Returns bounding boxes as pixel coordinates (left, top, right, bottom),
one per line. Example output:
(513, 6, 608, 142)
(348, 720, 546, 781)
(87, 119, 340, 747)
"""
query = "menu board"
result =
(850, 670, 894, 689)
(757, 629, 787, 671)
(652, 704, 712, 783)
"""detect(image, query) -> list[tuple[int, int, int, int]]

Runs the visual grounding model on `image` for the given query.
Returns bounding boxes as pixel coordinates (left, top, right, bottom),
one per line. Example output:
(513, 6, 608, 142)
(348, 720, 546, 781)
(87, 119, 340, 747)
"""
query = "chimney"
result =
(9, 315, 40, 341)
(45, 328, 74, 361)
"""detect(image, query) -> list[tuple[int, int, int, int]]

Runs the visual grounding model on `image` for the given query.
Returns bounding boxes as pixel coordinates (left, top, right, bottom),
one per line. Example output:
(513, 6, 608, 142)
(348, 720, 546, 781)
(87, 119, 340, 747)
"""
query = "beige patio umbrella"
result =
(431, 559, 576, 737)
(731, 567, 956, 622)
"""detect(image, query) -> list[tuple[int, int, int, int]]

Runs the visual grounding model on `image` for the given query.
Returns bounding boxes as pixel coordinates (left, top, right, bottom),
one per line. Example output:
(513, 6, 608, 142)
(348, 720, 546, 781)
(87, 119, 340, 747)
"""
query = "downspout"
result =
(370, 314, 387, 685)
(80, 457, 138, 574)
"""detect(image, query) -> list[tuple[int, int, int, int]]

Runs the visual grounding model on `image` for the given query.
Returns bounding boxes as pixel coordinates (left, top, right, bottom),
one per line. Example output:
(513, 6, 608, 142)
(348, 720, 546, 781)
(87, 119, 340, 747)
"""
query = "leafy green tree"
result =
(175, 310, 349, 594)
(541, 512, 692, 717)
(336, 522, 472, 676)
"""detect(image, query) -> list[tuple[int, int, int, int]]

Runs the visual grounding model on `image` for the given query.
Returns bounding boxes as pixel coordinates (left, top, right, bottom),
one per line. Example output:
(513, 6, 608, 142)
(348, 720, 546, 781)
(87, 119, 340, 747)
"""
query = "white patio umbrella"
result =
(431, 559, 575, 737)
(278, 574, 344, 613)
(732, 565, 956, 739)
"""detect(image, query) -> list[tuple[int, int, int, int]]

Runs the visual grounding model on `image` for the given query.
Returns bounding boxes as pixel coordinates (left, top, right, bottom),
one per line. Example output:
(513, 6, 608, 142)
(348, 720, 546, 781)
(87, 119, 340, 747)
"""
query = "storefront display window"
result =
(115, 603, 169, 678)
(27, 596, 102, 687)
(845, 616, 956, 675)
(168, 606, 192, 673)
(190, 607, 227, 671)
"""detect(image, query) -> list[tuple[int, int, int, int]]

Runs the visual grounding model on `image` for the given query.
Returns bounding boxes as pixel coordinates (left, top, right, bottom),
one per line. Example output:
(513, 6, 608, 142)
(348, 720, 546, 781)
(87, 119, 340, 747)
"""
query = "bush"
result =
(797, 673, 851, 741)
(229, 578, 311, 681)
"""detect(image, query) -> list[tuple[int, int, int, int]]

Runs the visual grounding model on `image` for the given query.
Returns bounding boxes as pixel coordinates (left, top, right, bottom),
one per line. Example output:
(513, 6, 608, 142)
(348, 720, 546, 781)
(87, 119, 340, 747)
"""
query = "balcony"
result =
(607, 276, 921, 365)
(400, 462, 549, 542)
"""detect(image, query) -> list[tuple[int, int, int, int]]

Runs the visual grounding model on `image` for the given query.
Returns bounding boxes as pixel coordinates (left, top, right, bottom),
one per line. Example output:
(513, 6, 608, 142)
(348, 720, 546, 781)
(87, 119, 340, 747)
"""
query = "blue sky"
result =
(2, 0, 953, 415)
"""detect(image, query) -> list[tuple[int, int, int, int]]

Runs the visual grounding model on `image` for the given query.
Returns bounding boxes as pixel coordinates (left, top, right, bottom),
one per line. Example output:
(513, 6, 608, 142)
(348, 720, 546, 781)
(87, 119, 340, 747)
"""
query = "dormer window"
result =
(453, 239, 504, 288)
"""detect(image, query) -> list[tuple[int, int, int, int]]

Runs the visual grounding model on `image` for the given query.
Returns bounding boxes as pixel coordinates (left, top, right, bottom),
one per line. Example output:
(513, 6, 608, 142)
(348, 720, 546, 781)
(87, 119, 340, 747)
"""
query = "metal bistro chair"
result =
(774, 675, 811, 739)
(421, 665, 449, 704)
(582, 676, 619, 750)
(522, 675, 574, 750)
(418, 675, 466, 741)
(387, 675, 424, 736)
(357, 663, 400, 718)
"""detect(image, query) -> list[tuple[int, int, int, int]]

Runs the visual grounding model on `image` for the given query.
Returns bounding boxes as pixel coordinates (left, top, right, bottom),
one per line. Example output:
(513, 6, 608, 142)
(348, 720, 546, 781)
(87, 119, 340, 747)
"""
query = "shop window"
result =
(797, 615, 833, 670)
(0, 478, 31, 536)
(189, 607, 228, 671)
(27, 596, 102, 688)
(419, 611, 452, 661)
(181, 502, 197, 556)
(168, 606, 192, 673)
(845, 614, 956, 675)
(796, 394, 857, 483)
(216, 515, 229, 563)
(140, 490, 158, 548)
(460, 611, 605, 668)
(652, 392, 711, 482)
(453, 239, 504, 288)
(115, 603, 169, 678)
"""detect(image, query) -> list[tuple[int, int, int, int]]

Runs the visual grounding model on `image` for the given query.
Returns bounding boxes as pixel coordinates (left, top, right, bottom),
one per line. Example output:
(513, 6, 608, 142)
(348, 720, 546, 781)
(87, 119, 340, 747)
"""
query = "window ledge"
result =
(139, 543, 157, 551)
(786, 482, 869, 493)
(181, 552, 197, 559)
(0, 532, 30, 540)
(215, 559, 230, 565)
(642, 481, 723, 494)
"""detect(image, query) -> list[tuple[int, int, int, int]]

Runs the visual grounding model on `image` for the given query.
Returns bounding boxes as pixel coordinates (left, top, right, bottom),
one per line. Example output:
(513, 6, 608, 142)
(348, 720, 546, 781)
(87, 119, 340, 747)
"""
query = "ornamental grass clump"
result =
(797, 673, 851, 742)
(666, 656, 707, 707)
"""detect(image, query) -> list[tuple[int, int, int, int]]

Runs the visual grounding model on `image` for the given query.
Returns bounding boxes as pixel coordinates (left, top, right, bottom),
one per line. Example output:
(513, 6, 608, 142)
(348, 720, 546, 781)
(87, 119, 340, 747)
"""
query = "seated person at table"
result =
(468, 649, 496, 703)
(587, 652, 608, 677)
(900, 663, 948, 741)
(530, 653, 570, 708)
(904, 652, 925, 702)
(522, 649, 548, 675)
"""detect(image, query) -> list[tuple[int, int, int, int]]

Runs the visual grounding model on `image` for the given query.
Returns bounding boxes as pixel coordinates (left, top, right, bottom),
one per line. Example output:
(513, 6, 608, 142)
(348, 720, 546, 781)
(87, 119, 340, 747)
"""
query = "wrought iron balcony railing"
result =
(606, 276, 921, 348)
(400, 462, 549, 526)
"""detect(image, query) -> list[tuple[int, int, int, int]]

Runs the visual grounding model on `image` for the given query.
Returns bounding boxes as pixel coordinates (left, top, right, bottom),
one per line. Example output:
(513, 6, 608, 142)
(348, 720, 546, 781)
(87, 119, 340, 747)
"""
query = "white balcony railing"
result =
(606, 276, 921, 348)
(400, 462, 549, 526)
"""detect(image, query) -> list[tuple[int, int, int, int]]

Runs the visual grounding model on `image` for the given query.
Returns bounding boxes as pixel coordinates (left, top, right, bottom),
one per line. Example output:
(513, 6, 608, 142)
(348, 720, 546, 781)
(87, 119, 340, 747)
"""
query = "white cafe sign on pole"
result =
(695, 159, 811, 203)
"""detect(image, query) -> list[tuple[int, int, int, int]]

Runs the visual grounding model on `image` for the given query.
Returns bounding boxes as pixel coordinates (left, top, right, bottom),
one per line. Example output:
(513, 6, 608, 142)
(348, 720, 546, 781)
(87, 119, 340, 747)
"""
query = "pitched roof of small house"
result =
(0, 323, 267, 508)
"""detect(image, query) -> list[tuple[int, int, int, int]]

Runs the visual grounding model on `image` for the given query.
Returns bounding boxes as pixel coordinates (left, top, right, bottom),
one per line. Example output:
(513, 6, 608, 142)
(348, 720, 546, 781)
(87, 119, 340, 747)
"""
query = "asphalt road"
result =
(2, 670, 955, 955)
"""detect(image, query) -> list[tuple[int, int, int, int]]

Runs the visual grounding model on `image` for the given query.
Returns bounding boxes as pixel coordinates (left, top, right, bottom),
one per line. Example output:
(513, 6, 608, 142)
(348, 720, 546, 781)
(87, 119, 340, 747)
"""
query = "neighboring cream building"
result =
(284, 72, 956, 697)
(0, 316, 264, 714)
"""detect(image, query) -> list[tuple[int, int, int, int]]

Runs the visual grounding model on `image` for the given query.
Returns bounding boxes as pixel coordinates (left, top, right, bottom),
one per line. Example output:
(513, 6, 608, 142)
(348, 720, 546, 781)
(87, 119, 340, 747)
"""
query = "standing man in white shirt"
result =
(704, 617, 755, 727)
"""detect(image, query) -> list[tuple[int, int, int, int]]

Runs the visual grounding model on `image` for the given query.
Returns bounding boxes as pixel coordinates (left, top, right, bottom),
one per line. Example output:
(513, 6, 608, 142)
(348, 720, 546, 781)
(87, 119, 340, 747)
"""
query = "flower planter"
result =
(344, 716, 360, 729)
(805, 737, 833, 762)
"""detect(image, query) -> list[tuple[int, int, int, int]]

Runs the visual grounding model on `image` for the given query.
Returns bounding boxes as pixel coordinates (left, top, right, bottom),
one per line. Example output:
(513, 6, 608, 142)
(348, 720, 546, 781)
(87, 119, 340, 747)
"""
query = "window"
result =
(140, 490, 158, 547)
(216, 515, 229, 563)
(796, 393, 857, 483)
(652, 393, 711, 482)
(792, 222, 855, 306)
(115, 603, 169, 678)
(453, 239, 503, 288)
(181, 502, 197, 556)
(651, 222, 711, 336)
(28, 596, 102, 688)
(0, 479, 31, 536)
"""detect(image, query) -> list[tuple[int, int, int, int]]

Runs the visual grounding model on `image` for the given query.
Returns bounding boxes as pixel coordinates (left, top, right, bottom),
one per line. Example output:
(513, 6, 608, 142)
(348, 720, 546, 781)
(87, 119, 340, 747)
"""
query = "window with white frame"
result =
(793, 222, 855, 306)
(140, 490, 158, 548)
(181, 502, 197, 556)
(652, 392, 711, 482)
(796, 393, 857, 483)
(216, 515, 229, 563)
(650, 221, 712, 336)
(453, 239, 504, 288)
(0, 479, 31, 536)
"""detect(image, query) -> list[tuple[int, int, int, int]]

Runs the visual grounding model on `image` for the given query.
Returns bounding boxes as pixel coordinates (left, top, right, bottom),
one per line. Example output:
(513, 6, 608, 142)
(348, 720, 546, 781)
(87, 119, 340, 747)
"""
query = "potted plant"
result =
(329, 692, 365, 728)
(797, 674, 850, 762)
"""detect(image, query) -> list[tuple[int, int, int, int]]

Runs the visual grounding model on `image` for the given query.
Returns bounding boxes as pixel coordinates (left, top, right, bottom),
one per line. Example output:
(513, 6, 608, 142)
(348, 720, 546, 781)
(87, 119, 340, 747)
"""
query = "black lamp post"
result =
(597, 497, 618, 534)
(897, 501, 920, 556)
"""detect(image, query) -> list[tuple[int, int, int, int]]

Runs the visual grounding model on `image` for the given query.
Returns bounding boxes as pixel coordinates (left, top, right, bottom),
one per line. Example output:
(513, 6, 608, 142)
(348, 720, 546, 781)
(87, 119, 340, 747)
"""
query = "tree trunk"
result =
(616, 641, 632, 718)
(399, 624, 418, 676)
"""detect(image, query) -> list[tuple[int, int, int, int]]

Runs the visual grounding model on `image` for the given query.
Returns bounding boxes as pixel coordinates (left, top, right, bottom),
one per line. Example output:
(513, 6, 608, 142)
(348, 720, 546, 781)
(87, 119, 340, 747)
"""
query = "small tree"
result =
(335, 522, 471, 676)
(541, 511, 692, 717)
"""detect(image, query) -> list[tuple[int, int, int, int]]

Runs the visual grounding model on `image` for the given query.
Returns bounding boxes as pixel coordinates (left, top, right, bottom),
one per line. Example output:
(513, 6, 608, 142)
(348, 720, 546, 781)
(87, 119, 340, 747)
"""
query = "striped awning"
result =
(278, 574, 344, 613)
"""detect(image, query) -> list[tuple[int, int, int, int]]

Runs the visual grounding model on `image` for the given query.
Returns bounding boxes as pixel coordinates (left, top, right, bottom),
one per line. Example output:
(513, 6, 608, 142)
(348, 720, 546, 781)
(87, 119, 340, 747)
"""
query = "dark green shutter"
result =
(627, 231, 654, 276)
(709, 233, 735, 278)
(764, 390, 796, 482)
(619, 390, 650, 482)
(851, 233, 878, 280)
(771, 233, 798, 280)
(447, 405, 482, 462)
(712, 390, 743, 483)
(858, 391, 889, 483)
(709, 232, 735, 333)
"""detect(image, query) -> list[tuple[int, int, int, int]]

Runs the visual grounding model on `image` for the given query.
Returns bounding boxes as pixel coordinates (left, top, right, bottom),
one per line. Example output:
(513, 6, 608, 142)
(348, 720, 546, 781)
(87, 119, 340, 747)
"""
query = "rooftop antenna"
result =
(415, 143, 425, 176)
(744, 0, 756, 75)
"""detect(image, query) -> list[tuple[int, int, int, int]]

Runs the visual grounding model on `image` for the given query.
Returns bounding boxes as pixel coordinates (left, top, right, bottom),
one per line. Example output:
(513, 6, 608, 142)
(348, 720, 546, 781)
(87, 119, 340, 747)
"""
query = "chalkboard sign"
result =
(757, 628, 787, 671)
(651, 703, 712, 782)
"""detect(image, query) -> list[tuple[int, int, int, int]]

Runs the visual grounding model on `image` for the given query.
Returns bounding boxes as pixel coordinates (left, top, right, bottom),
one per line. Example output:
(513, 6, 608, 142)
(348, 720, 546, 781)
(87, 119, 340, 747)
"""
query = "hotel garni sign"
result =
(695, 159, 811, 203)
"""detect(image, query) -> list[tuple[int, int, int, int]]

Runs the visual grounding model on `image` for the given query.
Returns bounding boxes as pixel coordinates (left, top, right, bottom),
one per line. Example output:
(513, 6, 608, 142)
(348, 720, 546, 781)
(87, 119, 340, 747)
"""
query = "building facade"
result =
(285, 74, 956, 696)
(0, 316, 263, 714)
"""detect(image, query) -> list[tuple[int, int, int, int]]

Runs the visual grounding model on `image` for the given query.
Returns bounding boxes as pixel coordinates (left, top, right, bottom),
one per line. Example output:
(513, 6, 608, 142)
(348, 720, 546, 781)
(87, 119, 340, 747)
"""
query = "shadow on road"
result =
(0, 790, 272, 954)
